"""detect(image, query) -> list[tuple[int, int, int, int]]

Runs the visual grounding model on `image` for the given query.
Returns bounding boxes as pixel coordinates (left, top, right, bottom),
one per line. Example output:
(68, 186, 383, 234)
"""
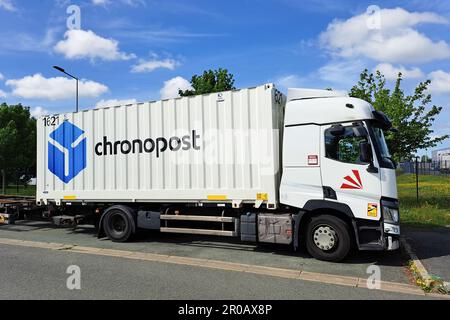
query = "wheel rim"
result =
(110, 213, 126, 234)
(313, 225, 338, 251)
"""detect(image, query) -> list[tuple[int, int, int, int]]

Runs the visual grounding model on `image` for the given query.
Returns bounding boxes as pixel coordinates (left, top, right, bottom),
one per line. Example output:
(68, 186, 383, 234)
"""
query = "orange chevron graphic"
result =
(340, 170, 363, 189)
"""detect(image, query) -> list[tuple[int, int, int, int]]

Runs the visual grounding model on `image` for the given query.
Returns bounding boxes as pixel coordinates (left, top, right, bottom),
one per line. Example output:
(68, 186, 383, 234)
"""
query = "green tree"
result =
(350, 69, 448, 161)
(421, 155, 431, 163)
(0, 103, 36, 193)
(179, 68, 236, 96)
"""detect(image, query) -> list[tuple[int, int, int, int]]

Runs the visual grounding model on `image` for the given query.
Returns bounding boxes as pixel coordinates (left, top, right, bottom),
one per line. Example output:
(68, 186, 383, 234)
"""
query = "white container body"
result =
(37, 84, 285, 208)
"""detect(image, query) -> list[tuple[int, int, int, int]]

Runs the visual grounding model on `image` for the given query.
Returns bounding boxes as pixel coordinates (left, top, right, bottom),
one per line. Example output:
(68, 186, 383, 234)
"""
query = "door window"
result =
(325, 125, 368, 164)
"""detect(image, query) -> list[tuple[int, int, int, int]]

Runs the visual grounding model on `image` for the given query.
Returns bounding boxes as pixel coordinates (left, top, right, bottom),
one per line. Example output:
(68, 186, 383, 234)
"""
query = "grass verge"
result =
(407, 260, 449, 294)
(0, 185, 36, 197)
(397, 174, 450, 227)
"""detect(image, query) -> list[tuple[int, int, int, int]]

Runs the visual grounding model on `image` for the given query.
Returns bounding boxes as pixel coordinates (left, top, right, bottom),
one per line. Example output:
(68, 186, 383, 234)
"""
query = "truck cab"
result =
(280, 89, 400, 261)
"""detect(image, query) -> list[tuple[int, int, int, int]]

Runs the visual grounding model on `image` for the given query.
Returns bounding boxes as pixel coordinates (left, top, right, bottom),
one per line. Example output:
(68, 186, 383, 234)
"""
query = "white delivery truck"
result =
(37, 84, 400, 261)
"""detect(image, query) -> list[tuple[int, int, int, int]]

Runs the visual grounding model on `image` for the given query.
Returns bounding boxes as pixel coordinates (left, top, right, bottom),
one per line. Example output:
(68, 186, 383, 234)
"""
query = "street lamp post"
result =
(53, 66, 79, 113)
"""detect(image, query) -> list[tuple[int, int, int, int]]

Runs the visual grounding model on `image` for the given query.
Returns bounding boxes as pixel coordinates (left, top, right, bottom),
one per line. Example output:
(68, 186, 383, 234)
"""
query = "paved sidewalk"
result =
(402, 226, 450, 283)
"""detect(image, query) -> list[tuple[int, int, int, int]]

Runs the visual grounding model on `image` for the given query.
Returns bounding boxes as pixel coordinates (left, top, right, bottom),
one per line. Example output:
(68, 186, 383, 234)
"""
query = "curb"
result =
(401, 236, 448, 294)
(445, 282, 450, 291)
(0, 237, 433, 298)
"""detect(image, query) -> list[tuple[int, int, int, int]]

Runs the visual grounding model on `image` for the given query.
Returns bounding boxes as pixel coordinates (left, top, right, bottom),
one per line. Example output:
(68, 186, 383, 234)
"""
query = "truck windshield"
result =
(368, 121, 395, 169)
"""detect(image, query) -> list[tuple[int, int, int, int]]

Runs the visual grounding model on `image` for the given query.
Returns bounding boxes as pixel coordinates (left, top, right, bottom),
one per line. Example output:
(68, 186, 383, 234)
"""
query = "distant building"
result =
(432, 147, 450, 161)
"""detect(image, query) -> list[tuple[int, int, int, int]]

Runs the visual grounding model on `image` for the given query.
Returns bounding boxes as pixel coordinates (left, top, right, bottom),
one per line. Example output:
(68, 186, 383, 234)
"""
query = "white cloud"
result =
(131, 58, 180, 73)
(160, 76, 193, 99)
(54, 29, 135, 61)
(91, 0, 144, 6)
(95, 98, 137, 108)
(6, 73, 108, 100)
(428, 70, 450, 94)
(117, 29, 227, 45)
(0, 73, 4, 81)
(131, 59, 180, 73)
(375, 63, 425, 81)
(274, 60, 363, 91)
(320, 8, 450, 63)
(42, 28, 59, 48)
(92, 0, 109, 5)
(30, 107, 50, 118)
(0, 89, 6, 98)
(318, 60, 366, 86)
(0, 28, 60, 53)
(275, 75, 305, 89)
(120, 0, 145, 6)
(0, 0, 16, 11)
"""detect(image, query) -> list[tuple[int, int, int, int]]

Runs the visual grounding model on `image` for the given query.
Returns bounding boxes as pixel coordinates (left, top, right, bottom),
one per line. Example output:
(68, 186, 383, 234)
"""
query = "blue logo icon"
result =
(48, 121, 87, 183)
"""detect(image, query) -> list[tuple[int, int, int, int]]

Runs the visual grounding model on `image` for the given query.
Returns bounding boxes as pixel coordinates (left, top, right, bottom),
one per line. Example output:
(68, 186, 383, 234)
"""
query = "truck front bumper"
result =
(386, 235, 400, 250)
(353, 219, 401, 251)
(384, 222, 400, 250)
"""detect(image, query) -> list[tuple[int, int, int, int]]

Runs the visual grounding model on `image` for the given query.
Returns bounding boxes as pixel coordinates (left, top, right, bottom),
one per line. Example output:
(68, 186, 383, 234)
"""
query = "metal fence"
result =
(400, 160, 450, 176)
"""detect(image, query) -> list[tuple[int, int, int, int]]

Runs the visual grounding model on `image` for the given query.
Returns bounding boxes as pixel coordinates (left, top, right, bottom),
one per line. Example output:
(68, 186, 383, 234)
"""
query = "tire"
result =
(103, 207, 134, 242)
(305, 214, 352, 262)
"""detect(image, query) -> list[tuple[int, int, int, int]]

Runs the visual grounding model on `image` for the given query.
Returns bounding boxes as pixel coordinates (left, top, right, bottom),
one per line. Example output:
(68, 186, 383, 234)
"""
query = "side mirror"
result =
(359, 141, 372, 163)
(360, 141, 379, 173)
(329, 125, 345, 136)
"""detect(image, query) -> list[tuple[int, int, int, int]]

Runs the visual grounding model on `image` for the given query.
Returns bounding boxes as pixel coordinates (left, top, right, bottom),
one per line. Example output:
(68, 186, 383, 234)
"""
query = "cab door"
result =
(320, 122, 382, 221)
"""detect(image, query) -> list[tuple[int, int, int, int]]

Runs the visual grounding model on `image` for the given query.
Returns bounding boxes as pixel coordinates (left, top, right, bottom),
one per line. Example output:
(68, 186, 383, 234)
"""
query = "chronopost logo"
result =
(48, 121, 87, 184)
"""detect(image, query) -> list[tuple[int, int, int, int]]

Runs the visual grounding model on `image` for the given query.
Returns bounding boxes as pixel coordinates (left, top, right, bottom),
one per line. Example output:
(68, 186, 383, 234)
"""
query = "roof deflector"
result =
(287, 88, 348, 102)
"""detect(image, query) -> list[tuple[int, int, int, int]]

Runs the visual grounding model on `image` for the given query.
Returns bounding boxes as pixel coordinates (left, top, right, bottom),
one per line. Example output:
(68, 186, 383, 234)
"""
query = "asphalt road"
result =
(0, 221, 410, 281)
(0, 243, 436, 300)
(0, 220, 443, 300)
(403, 226, 450, 283)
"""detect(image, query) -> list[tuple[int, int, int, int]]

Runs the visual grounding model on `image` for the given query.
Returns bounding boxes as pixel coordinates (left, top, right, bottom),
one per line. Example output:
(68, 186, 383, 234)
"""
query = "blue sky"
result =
(0, 0, 449, 154)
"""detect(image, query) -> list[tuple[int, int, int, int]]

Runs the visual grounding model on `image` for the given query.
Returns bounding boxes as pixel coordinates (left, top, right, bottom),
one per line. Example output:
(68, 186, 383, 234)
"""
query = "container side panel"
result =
(222, 90, 235, 190)
(94, 109, 104, 190)
(128, 104, 139, 190)
(37, 84, 284, 205)
(192, 95, 205, 190)
(138, 103, 150, 190)
(176, 97, 191, 190)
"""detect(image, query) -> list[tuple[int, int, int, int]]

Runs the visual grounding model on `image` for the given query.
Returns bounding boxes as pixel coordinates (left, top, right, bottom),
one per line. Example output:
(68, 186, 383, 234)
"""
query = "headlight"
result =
(383, 206, 399, 224)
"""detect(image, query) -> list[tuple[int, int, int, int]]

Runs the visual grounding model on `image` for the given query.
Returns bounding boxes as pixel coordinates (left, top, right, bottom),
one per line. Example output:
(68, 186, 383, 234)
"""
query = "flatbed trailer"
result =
(0, 195, 38, 224)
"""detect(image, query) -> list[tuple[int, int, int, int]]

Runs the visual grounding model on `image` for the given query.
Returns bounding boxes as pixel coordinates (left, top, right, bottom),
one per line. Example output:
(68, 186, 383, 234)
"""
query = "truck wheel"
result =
(103, 207, 134, 242)
(305, 215, 351, 262)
